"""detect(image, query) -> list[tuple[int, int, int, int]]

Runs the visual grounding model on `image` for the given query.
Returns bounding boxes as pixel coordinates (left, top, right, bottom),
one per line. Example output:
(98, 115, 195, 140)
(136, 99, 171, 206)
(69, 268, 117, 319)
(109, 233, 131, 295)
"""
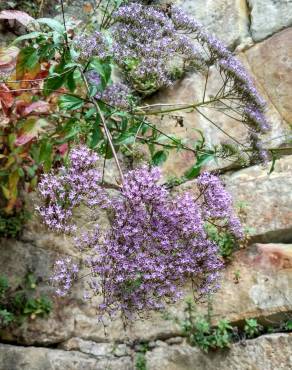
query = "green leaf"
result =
(52, 31, 64, 45)
(90, 124, 103, 148)
(59, 94, 84, 111)
(17, 47, 39, 70)
(152, 150, 168, 165)
(39, 140, 52, 172)
(12, 32, 43, 44)
(268, 152, 277, 174)
(1, 185, 11, 200)
(38, 43, 55, 60)
(67, 70, 77, 92)
(184, 154, 214, 180)
(84, 107, 96, 119)
(89, 59, 111, 87)
(115, 132, 135, 146)
(43, 74, 64, 96)
(37, 18, 65, 33)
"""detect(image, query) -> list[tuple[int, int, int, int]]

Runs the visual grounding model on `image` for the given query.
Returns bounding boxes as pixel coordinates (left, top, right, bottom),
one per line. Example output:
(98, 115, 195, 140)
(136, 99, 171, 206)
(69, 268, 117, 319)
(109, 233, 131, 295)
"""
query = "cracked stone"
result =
(146, 333, 292, 370)
(59, 338, 115, 357)
(0, 344, 133, 370)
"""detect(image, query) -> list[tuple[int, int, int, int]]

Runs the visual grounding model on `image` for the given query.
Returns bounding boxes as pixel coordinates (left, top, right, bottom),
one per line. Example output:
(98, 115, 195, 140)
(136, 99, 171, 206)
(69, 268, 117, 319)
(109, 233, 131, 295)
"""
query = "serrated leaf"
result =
(16, 47, 39, 79)
(59, 94, 84, 110)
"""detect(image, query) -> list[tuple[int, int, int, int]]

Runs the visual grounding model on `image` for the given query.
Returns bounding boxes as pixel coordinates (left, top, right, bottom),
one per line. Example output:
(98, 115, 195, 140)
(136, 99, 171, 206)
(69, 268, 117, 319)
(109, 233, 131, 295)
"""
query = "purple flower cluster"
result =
(197, 172, 243, 239)
(109, 4, 270, 161)
(96, 82, 132, 109)
(244, 105, 270, 133)
(51, 257, 79, 297)
(73, 31, 109, 60)
(37, 146, 107, 233)
(170, 6, 270, 162)
(111, 3, 200, 93)
(38, 146, 243, 319)
(86, 70, 102, 87)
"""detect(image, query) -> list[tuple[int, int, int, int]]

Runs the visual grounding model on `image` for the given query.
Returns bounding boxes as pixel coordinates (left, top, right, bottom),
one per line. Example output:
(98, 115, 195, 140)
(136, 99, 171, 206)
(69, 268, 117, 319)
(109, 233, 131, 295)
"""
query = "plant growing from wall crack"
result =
(0, 0, 285, 320)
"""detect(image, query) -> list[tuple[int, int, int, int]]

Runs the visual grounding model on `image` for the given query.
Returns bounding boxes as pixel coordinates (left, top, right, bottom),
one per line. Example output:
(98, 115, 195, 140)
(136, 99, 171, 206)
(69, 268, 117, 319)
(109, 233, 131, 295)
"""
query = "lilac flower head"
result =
(111, 3, 202, 94)
(37, 146, 106, 233)
(96, 82, 132, 109)
(197, 172, 243, 239)
(73, 31, 109, 60)
(50, 257, 79, 297)
(86, 70, 101, 87)
(39, 148, 240, 317)
(244, 105, 271, 133)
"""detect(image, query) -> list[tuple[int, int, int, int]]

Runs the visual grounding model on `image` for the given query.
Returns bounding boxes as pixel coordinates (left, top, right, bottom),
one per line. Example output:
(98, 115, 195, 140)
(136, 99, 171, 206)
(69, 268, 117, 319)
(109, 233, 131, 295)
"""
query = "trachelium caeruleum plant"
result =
(38, 146, 242, 320)
(0, 0, 275, 320)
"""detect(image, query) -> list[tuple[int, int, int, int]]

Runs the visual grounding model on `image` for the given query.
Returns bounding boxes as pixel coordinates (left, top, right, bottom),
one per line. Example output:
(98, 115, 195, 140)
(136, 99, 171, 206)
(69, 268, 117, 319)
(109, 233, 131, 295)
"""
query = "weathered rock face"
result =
(248, 0, 292, 42)
(165, 0, 251, 48)
(1, 333, 292, 370)
(146, 333, 292, 370)
(0, 343, 133, 370)
(225, 156, 292, 243)
(200, 242, 292, 324)
(245, 27, 292, 125)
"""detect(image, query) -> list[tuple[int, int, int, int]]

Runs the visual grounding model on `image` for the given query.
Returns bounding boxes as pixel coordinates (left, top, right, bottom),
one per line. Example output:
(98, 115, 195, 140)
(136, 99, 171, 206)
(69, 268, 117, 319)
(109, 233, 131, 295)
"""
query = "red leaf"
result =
(0, 83, 14, 115)
(23, 101, 50, 116)
(0, 10, 34, 26)
(15, 117, 48, 146)
(58, 143, 68, 155)
(15, 134, 34, 146)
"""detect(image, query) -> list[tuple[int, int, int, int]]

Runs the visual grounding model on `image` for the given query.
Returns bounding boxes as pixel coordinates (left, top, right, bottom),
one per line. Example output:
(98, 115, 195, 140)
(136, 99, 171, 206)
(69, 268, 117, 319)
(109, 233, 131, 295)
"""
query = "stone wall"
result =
(0, 1, 292, 369)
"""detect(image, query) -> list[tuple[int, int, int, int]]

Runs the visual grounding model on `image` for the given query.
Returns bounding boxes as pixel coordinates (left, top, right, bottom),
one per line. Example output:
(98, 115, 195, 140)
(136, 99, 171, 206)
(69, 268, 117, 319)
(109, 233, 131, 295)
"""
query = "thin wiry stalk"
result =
(79, 67, 125, 183)
(195, 107, 246, 148)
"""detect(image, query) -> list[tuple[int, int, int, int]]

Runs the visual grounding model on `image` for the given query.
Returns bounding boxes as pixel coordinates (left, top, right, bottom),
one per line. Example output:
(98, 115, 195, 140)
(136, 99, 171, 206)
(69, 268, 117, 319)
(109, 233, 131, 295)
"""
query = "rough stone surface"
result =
(198, 242, 292, 324)
(146, 333, 292, 370)
(245, 27, 292, 125)
(248, 0, 292, 42)
(2, 237, 292, 345)
(167, 0, 251, 48)
(225, 155, 292, 242)
(59, 337, 130, 357)
(0, 344, 133, 370)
